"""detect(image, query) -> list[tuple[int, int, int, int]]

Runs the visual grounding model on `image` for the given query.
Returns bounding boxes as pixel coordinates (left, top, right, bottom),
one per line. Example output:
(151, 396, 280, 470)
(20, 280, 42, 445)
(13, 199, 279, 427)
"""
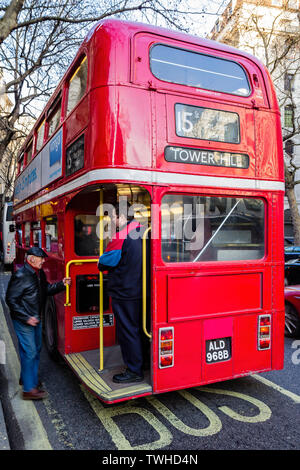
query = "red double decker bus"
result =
(13, 19, 285, 404)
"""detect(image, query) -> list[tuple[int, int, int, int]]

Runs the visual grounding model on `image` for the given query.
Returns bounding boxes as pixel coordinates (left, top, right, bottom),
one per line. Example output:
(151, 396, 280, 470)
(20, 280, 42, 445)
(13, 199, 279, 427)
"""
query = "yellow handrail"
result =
(142, 226, 152, 339)
(64, 258, 99, 306)
(65, 188, 105, 370)
(99, 189, 104, 370)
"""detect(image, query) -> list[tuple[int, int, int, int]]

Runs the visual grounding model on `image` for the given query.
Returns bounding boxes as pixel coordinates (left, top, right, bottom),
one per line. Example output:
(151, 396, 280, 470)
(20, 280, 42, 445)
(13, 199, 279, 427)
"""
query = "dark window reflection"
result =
(75, 215, 99, 256)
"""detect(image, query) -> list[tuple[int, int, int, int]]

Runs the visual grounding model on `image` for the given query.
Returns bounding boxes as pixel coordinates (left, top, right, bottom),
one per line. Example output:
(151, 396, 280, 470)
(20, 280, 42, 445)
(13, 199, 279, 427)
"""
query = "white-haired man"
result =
(6, 247, 71, 400)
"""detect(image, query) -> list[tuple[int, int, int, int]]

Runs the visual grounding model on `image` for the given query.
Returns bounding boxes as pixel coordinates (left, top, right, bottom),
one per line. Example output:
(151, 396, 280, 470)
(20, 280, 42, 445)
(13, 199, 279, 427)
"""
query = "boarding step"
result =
(64, 349, 152, 403)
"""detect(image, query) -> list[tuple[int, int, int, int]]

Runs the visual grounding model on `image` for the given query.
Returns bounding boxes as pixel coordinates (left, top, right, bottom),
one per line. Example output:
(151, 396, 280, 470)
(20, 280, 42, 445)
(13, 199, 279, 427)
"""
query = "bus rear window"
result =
(150, 44, 251, 97)
(161, 195, 264, 263)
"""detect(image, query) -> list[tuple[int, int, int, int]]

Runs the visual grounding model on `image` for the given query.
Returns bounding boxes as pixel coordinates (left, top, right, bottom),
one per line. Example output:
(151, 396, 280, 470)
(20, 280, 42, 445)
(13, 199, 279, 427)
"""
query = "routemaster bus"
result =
(12, 19, 285, 404)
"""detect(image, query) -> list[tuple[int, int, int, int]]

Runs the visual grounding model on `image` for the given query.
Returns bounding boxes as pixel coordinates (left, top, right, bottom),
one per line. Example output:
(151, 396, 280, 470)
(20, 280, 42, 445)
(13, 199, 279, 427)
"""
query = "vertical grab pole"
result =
(99, 189, 104, 371)
(142, 226, 152, 339)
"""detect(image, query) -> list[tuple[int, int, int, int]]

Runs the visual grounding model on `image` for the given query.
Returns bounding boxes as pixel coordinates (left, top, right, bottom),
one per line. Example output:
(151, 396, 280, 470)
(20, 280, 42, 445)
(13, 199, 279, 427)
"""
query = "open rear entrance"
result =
(63, 183, 152, 403)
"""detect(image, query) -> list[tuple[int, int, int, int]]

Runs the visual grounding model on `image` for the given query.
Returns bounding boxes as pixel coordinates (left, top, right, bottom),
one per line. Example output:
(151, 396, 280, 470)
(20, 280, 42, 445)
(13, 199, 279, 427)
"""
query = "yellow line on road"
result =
(253, 374, 300, 404)
(198, 387, 272, 422)
(148, 390, 222, 436)
(0, 302, 52, 450)
(82, 386, 172, 450)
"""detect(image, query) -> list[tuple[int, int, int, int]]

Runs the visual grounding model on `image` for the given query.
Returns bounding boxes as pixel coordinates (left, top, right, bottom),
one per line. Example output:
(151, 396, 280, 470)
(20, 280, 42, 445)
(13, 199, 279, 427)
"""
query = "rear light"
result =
(259, 339, 271, 349)
(7, 242, 10, 253)
(160, 355, 173, 367)
(159, 327, 174, 368)
(160, 329, 173, 341)
(160, 341, 173, 353)
(258, 315, 271, 350)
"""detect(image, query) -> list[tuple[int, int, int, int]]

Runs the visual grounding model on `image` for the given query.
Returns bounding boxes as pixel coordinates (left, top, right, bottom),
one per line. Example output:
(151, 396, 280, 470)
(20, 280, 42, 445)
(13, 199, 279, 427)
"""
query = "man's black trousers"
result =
(111, 298, 147, 377)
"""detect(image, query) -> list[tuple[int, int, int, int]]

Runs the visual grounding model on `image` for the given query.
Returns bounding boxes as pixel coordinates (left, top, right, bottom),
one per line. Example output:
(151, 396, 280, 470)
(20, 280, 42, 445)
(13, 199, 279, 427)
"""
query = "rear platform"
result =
(64, 345, 152, 403)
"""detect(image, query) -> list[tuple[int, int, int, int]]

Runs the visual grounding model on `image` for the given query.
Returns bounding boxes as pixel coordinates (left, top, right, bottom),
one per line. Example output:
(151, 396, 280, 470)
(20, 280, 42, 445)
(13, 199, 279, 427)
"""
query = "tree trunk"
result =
(0, 0, 25, 45)
(286, 185, 300, 245)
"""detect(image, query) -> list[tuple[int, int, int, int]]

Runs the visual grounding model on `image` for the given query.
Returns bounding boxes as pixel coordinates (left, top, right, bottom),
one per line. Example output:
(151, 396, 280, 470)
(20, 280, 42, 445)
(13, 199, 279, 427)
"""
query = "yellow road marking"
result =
(82, 386, 172, 450)
(148, 390, 222, 436)
(253, 374, 300, 404)
(198, 387, 272, 423)
(43, 397, 74, 449)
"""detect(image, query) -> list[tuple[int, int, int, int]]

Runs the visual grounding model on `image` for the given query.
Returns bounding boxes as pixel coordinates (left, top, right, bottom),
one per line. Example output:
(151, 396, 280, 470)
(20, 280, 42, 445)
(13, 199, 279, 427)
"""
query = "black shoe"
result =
(22, 388, 48, 400)
(113, 369, 144, 384)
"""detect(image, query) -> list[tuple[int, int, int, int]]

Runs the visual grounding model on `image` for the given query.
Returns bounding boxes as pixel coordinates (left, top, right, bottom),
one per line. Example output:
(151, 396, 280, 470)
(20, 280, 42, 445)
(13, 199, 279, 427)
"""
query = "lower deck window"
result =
(45, 217, 58, 253)
(32, 222, 42, 248)
(75, 215, 99, 256)
(161, 195, 265, 263)
(24, 222, 30, 247)
(16, 225, 22, 246)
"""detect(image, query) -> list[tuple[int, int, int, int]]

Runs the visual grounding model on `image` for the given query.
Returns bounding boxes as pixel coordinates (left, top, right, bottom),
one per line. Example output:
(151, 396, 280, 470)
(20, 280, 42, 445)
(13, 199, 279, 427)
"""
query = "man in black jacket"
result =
(5, 247, 71, 400)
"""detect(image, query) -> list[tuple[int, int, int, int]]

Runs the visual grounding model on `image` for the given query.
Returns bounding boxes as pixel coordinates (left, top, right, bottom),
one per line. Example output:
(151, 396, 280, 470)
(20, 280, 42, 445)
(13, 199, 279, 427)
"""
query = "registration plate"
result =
(205, 337, 232, 364)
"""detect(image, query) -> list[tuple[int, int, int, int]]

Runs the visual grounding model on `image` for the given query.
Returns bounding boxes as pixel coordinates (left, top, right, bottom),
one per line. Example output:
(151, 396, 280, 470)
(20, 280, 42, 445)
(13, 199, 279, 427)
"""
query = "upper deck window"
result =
(47, 100, 61, 138)
(18, 153, 24, 175)
(26, 140, 33, 162)
(150, 44, 251, 97)
(67, 56, 88, 115)
(36, 120, 45, 152)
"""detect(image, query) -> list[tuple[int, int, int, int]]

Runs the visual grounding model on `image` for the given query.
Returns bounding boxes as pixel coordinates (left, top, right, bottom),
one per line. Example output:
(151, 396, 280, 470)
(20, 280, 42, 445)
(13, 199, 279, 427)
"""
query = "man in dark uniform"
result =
(98, 204, 149, 384)
(5, 247, 71, 400)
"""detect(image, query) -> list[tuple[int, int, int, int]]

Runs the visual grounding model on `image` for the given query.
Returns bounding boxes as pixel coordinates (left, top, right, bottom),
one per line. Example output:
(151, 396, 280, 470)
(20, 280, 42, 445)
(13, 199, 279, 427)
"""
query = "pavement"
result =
(0, 393, 10, 450)
(0, 306, 47, 451)
(0, 342, 10, 449)
(0, 281, 52, 450)
(0, 271, 10, 449)
(0, 328, 12, 450)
